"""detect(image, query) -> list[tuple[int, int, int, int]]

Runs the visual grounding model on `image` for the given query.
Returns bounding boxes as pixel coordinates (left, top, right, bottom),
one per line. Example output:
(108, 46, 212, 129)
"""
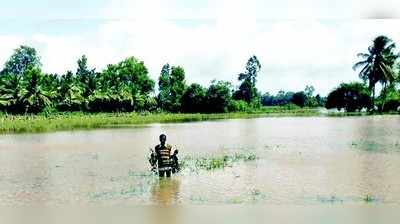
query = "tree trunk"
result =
(381, 82, 387, 113)
(370, 86, 375, 113)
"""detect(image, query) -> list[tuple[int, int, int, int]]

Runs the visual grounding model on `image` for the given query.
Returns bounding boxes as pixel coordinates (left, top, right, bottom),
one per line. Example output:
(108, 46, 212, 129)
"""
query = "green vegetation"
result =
(0, 107, 320, 134)
(0, 46, 326, 115)
(336, 35, 400, 113)
(326, 82, 371, 112)
(261, 85, 326, 108)
(363, 194, 377, 203)
(181, 151, 257, 171)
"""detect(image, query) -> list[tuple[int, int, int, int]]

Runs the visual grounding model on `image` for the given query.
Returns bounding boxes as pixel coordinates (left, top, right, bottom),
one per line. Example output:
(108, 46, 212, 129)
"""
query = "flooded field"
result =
(0, 115, 399, 205)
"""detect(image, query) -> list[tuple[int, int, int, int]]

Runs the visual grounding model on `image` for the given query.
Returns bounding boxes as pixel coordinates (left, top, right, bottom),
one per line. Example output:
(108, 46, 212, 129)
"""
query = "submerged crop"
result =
(180, 151, 258, 171)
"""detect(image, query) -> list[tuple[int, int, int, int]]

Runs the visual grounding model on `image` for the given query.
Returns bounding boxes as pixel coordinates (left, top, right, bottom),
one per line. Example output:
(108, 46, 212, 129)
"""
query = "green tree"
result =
(380, 84, 400, 111)
(206, 80, 233, 113)
(315, 94, 326, 107)
(89, 56, 154, 112)
(157, 63, 171, 110)
(19, 67, 56, 113)
(181, 83, 206, 113)
(353, 35, 398, 111)
(326, 82, 371, 112)
(1, 45, 41, 76)
(234, 55, 261, 103)
(169, 66, 186, 112)
(0, 73, 24, 111)
(76, 55, 97, 99)
(57, 71, 83, 111)
(157, 64, 186, 112)
(291, 91, 307, 107)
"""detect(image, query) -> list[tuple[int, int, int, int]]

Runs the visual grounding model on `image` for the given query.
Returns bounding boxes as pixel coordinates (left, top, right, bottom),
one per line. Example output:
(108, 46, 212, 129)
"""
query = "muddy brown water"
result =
(0, 115, 399, 205)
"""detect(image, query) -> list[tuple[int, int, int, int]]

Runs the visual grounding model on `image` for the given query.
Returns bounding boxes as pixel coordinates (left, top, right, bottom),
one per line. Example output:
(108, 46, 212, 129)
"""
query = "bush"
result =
(291, 91, 307, 107)
(228, 100, 248, 112)
(326, 82, 371, 112)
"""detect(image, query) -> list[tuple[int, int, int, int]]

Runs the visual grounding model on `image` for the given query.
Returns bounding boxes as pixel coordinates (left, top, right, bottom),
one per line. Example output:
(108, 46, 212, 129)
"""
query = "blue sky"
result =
(1, 0, 400, 95)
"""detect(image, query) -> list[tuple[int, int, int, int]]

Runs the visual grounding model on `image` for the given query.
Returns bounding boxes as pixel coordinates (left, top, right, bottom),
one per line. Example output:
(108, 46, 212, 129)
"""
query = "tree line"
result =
(0, 35, 399, 114)
(0, 45, 323, 114)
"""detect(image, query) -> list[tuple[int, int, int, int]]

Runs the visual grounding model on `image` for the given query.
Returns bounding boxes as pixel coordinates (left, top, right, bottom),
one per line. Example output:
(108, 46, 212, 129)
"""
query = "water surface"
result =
(0, 115, 399, 205)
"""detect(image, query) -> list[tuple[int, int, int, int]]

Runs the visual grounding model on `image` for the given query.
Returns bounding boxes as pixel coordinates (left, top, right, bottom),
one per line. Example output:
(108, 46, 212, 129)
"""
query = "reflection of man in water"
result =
(155, 134, 173, 178)
(151, 178, 181, 205)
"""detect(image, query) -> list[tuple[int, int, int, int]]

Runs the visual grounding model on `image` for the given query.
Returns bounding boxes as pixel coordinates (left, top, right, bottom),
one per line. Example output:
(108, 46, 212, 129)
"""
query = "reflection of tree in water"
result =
(150, 178, 181, 205)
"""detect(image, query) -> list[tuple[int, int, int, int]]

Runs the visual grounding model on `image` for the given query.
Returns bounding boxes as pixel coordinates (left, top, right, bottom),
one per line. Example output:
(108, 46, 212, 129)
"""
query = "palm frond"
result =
(352, 60, 368, 71)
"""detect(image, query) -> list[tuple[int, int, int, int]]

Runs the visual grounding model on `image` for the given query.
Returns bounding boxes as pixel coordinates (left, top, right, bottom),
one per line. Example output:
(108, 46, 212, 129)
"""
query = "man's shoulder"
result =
(155, 144, 171, 149)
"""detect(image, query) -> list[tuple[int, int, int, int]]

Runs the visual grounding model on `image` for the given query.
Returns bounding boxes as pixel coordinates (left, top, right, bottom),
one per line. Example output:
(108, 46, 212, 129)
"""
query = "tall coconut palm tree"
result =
(353, 35, 398, 111)
(0, 73, 23, 111)
(19, 67, 56, 113)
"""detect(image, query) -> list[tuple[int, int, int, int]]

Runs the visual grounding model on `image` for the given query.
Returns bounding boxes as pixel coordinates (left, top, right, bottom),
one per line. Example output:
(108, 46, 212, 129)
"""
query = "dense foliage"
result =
(0, 48, 275, 114)
(261, 85, 326, 108)
(326, 82, 371, 112)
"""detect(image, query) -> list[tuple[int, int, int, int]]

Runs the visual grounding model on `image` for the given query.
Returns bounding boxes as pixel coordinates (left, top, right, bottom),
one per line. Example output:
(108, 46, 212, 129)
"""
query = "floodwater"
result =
(0, 115, 399, 206)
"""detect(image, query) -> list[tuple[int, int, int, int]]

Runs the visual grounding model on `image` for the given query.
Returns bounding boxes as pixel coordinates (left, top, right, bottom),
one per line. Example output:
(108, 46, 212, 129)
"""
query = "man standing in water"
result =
(154, 134, 173, 178)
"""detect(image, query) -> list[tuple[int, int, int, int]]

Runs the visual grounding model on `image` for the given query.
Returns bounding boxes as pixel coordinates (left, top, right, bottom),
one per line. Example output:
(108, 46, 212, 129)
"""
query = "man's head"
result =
(159, 134, 167, 145)
(173, 149, 179, 155)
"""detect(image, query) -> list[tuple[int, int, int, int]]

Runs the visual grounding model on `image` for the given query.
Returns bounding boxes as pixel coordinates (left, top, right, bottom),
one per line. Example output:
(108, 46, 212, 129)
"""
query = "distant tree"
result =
(158, 64, 171, 110)
(380, 84, 400, 111)
(169, 66, 186, 112)
(315, 94, 326, 107)
(181, 83, 206, 113)
(326, 82, 371, 112)
(19, 67, 56, 113)
(234, 55, 261, 103)
(57, 71, 83, 111)
(157, 65, 186, 112)
(291, 91, 307, 107)
(76, 55, 97, 99)
(261, 92, 274, 106)
(1, 45, 41, 76)
(91, 56, 154, 112)
(353, 35, 398, 111)
(262, 91, 295, 106)
(304, 85, 315, 98)
(0, 73, 23, 111)
(206, 80, 233, 113)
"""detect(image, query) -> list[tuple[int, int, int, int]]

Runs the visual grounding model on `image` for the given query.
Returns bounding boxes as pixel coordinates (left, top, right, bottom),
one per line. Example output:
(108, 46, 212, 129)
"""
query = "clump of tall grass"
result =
(181, 152, 257, 171)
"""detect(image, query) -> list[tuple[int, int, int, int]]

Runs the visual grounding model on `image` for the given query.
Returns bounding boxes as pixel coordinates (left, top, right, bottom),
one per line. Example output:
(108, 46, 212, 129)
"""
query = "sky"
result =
(1, 0, 400, 96)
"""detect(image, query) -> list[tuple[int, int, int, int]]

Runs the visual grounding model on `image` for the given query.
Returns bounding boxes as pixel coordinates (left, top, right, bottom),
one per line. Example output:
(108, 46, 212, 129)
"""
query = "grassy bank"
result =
(0, 107, 319, 134)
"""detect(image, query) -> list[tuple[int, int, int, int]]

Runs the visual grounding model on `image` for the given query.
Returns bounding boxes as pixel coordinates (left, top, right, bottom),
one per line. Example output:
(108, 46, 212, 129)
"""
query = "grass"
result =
(363, 194, 376, 203)
(181, 151, 258, 171)
(0, 107, 320, 134)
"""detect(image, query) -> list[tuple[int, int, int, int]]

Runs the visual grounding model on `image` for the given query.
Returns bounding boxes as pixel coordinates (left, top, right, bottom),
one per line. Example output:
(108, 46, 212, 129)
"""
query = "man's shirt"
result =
(155, 144, 172, 169)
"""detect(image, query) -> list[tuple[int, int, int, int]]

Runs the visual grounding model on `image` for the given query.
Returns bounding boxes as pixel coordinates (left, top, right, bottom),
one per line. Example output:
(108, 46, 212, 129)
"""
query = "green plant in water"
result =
(363, 194, 376, 203)
(181, 151, 257, 171)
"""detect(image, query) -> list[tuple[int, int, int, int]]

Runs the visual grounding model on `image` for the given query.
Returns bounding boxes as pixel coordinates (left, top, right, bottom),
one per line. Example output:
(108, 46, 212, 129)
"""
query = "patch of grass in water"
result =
(189, 196, 209, 203)
(363, 194, 377, 203)
(128, 170, 154, 177)
(226, 189, 266, 204)
(181, 151, 258, 171)
(350, 140, 384, 152)
(249, 188, 267, 202)
(317, 195, 344, 203)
